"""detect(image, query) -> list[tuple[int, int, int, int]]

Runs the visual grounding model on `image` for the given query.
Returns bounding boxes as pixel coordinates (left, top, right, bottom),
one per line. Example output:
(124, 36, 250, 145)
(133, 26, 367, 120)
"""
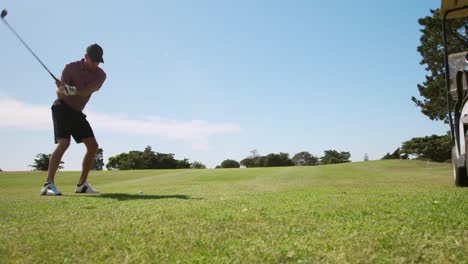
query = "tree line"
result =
(29, 149, 104, 171)
(106, 146, 193, 170)
(104, 146, 207, 170)
(218, 150, 351, 168)
(28, 133, 452, 172)
(28, 147, 351, 171)
(29, 146, 207, 171)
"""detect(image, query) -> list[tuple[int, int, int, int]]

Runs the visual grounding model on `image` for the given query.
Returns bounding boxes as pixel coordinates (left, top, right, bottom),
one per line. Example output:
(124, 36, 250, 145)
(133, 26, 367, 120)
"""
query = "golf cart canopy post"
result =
(441, 0, 468, 187)
(448, 52, 468, 101)
(441, 0, 468, 19)
(441, 0, 468, 144)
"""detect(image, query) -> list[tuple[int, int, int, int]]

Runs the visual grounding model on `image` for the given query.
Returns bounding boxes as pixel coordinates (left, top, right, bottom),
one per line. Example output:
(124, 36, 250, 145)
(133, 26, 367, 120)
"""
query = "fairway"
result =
(0, 160, 467, 263)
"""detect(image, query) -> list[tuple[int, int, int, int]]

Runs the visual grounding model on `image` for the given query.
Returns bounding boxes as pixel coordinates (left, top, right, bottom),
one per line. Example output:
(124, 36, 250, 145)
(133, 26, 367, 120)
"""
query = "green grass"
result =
(0, 160, 467, 263)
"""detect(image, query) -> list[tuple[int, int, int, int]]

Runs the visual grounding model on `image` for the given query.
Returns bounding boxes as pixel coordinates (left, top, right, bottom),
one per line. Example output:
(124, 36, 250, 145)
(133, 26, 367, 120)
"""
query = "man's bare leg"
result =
(46, 138, 71, 183)
(78, 137, 98, 185)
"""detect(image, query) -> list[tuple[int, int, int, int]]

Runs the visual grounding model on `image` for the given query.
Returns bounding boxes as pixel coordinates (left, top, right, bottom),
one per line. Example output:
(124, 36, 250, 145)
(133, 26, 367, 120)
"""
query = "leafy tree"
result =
(263, 153, 294, 167)
(381, 148, 409, 160)
(240, 152, 293, 167)
(255, 156, 266, 167)
(191, 161, 206, 169)
(292, 151, 319, 166)
(401, 134, 451, 162)
(240, 150, 265, 168)
(142, 146, 156, 169)
(381, 153, 390, 159)
(240, 157, 257, 168)
(177, 159, 191, 169)
(220, 159, 240, 168)
(412, 9, 467, 122)
(240, 150, 260, 168)
(106, 152, 136, 170)
(155, 152, 178, 169)
(29, 153, 64, 171)
(320, 150, 351, 165)
(106, 146, 191, 170)
(92, 148, 104, 171)
(249, 149, 260, 158)
(105, 156, 117, 170)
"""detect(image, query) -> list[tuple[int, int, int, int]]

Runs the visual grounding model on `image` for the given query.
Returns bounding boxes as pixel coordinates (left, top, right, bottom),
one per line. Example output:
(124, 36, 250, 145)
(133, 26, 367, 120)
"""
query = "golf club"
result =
(1, 9, 59, 81)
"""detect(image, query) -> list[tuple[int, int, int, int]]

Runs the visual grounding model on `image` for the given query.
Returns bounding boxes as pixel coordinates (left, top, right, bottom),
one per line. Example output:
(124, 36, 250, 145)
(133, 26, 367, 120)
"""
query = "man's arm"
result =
(57, 82, 100, 97)
(56, 63, 74, 97)
(74, 71, 107, 97)
(75, 77, 106, 97)
(57, 65, 106, 97)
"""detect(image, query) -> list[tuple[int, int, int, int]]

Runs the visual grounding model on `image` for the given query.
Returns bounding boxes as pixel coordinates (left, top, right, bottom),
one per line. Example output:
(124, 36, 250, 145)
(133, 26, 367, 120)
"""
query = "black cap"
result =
(86, 43, 104, 63)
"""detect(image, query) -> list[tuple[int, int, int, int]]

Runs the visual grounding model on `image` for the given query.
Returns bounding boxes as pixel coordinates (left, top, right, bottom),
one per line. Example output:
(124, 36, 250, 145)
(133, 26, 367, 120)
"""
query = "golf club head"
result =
(1, 9, 7, 19)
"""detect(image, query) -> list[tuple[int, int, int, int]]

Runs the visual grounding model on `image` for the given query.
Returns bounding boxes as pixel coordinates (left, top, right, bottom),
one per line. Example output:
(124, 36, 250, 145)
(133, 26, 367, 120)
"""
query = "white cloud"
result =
(0, 97, 241, 149)
(0, 97, 52, 129)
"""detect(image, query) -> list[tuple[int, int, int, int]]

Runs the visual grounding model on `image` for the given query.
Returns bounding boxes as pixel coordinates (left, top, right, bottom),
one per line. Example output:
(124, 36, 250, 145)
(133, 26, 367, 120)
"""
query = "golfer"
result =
(40, 44, 107, 195)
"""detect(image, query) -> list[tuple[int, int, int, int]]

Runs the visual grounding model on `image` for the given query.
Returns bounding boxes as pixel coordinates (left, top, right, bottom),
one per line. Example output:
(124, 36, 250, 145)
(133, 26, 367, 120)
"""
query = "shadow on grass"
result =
(85, 193, 198, 201)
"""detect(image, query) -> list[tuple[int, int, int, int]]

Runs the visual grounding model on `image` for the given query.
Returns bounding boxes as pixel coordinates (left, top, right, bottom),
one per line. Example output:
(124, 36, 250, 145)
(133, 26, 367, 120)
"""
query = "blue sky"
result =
(0, 0, 446, 171)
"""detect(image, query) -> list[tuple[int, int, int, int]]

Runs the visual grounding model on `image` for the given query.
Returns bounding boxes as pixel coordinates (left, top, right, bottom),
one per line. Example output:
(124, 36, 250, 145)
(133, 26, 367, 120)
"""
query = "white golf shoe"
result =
(40, 182, 62, 196)
(75, 182, 99, 194)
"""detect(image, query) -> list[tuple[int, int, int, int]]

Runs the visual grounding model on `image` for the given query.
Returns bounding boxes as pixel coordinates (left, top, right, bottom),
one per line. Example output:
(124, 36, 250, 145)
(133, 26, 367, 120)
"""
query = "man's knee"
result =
(56, 139, 71, 151)
(84, 138, 99, 153)
(90, 142, 99, 153)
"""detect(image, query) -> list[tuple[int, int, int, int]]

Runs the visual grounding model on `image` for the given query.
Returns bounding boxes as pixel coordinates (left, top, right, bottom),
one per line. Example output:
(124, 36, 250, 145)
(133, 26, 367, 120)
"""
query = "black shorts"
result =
(51, 99, 94, 143)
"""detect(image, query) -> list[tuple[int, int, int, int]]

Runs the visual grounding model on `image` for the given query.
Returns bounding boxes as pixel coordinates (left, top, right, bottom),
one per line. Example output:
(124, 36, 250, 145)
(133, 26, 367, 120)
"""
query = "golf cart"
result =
(441, 0, 468, 186)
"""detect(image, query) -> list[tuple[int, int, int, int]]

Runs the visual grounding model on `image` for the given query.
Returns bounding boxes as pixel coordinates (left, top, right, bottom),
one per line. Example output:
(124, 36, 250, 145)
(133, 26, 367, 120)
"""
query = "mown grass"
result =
(0, 160, 467, 263)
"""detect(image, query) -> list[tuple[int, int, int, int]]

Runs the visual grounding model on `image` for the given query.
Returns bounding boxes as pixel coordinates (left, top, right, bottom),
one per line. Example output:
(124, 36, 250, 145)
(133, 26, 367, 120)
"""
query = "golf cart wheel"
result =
(451, 147, 468, 187)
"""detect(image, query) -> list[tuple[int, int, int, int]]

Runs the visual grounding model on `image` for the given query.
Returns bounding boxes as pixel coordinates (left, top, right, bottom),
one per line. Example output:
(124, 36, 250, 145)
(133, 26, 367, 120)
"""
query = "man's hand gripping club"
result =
(56, 80, 77, 96)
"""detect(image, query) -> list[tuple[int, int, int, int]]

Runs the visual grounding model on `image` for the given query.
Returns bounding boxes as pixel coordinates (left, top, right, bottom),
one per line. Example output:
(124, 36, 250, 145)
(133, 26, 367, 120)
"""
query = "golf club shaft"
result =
(1, 19, 59, 82)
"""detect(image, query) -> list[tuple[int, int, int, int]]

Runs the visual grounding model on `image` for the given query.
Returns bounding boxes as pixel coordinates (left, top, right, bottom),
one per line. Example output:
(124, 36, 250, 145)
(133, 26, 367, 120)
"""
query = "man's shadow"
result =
(87, 193, 198, 201)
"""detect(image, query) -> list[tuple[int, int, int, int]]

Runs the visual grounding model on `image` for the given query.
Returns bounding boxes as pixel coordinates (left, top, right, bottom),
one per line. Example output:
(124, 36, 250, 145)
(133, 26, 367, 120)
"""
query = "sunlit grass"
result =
(0, 160, 466, 263)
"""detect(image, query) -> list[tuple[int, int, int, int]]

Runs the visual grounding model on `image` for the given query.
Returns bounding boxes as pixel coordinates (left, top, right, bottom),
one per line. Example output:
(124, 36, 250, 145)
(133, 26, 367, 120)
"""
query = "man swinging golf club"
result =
(40, 44, 107, 195)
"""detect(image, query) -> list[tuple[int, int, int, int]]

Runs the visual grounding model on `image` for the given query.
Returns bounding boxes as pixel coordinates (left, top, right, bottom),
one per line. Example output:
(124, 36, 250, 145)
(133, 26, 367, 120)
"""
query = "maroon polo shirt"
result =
(58, 59, 106, 112)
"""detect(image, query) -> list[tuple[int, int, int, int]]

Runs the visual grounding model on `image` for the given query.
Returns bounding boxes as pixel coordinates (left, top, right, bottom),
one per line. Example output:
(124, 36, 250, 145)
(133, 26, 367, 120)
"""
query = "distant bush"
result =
(292, 151, 319, 166)
(320, 150, 351, 165)
(220, 159, 240, 168)
(241, 152, 293, 168)
(191, 161, 206, 169)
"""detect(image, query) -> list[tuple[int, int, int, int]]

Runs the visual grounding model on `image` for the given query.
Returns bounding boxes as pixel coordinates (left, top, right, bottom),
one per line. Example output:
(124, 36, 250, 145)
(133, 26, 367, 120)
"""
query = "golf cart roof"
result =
(441, 0, 468, 19)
